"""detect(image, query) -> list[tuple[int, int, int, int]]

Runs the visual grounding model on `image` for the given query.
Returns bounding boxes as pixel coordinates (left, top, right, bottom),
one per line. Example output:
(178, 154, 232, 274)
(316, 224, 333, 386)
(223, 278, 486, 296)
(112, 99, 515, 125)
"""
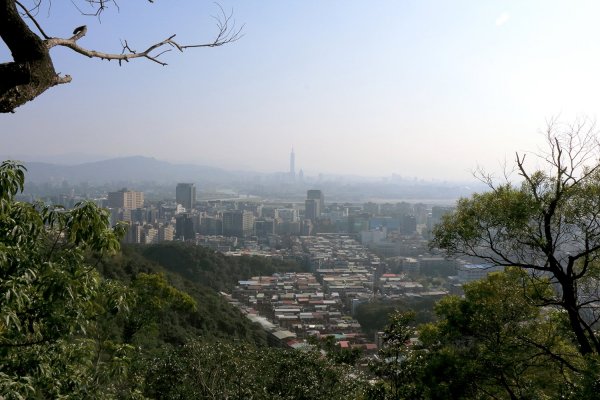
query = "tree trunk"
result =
(559, 275, 594, 355)
(0, 0, 58, 112)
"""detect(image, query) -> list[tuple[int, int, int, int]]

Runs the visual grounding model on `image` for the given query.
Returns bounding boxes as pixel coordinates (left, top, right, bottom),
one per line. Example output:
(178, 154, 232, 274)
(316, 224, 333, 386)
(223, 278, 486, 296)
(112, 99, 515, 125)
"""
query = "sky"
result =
(2, 0, 600, 181)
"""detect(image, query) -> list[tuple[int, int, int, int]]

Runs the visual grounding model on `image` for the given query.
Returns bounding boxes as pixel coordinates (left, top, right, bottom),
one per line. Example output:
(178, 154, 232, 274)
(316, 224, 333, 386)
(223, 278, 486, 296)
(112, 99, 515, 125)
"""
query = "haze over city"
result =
(2, 1, 600, 180)
(6, 1, 600, 397)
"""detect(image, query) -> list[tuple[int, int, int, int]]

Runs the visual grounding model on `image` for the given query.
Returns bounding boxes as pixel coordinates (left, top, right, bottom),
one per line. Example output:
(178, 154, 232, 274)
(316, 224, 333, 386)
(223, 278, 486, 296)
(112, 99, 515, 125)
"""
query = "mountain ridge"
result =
(20, 156, 238, 184)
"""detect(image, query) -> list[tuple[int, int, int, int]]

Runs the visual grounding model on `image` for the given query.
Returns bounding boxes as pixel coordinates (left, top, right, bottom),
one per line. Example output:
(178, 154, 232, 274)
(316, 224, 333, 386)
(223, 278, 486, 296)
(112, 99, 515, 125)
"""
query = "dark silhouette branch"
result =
(15, 0, 49, 39)
(0, 1, 243, 113)
(432, 119, 600, 355)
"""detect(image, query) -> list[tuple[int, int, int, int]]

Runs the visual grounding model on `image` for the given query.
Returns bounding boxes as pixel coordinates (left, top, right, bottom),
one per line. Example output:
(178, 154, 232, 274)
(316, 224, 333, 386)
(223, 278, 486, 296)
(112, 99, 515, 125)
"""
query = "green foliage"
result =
(138, 242, 307, 291)
(418, 268, 582, 399)
(119, 272, 196, 347)
(372, 268, 587, 399)
(310, 334, 363, 366)
(355, 297, 437, 337)
(430, 130, 600, 356)
(141, 340, 367, 399)
(0, 161, 129, 398)
(575, 355, 600, 399)
(431, 185, 539, 257)
(99, 245, 270, 347)
(369, 311, 423, 400)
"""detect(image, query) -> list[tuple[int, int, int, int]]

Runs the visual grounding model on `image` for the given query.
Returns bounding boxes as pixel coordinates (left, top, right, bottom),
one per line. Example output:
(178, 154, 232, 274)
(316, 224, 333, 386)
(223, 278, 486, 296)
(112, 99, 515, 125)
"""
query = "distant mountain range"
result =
(20, 156, 239, 184)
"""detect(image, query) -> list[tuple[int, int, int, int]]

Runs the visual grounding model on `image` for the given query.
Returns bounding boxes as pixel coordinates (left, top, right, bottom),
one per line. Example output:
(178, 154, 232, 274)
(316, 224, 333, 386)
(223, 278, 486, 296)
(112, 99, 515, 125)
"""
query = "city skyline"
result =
(5, 150, 483, 183)
(3, 1, 600, 180)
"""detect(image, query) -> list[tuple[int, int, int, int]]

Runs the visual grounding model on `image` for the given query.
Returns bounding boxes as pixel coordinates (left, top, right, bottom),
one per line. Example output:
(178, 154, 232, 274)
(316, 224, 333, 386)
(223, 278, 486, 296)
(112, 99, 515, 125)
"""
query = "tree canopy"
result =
(431, 120, 600, 356)
(143, 340, 367, 400)
(0, 0, 242, 113)
(370, 268, 598, 400)
(0, 160, 129, 397)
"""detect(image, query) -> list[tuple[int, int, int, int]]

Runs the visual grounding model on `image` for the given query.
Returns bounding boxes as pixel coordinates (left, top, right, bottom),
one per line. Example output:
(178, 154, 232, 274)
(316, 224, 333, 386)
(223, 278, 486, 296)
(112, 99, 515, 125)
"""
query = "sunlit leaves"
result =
(123, 272, 198, 345)
(0, 161, 130, 398)
(0, 160, 25, 202)
(418, 269, 581, 399)
(431, 185, 540, 259)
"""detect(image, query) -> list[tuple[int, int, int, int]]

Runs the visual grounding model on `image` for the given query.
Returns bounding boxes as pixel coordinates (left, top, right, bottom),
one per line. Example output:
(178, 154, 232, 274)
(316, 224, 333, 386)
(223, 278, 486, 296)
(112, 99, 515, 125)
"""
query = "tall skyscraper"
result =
(176, 183, 196, 211)
(289, 147, 296, 180)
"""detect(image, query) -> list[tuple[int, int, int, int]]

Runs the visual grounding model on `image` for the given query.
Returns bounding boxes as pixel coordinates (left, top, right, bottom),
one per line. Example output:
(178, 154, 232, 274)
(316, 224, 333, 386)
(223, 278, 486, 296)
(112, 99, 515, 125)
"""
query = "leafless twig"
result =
(45, 4, 243, 66)
(15, 0, 50, 39)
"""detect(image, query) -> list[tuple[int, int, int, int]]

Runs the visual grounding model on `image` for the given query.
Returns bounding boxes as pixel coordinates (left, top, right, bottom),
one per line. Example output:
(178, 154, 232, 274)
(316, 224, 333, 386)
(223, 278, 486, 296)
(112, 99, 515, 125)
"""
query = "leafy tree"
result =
(138, 242, 307, 292)
(371, 269, 588, 400)
(0, 160, 130, 398)
(98, 244, 271, 347)
(431, 120, 600, 356)
(122, 272, 197, 345)
(369, 310, 423, 400)
(417, 268, 582, 400)
(142, 340, 367, 400)
(0, 1, 242, 112)
(355, 298, 437, 337)
(309, 334, 363, 366)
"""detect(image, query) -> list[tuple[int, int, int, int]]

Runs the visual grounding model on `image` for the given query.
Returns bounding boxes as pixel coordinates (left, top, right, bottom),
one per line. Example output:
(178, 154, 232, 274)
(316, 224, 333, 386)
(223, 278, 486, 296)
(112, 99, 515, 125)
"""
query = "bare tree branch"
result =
(0, 1, 243, 112)
(15, 0, 49, 39)
(432, 118, 600, 355)
(44, 5, 243, 65)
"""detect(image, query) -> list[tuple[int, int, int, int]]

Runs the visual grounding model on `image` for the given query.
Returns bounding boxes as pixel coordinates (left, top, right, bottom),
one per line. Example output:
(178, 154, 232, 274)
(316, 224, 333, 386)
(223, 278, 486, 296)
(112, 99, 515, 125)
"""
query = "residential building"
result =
(175, 213, 195, 240)
(222, 210, 255, 238)
(176, 183, 196, 211)
(107, 188, 144, 210)
(305, 199, 319, 221)
(307, 189, 324, 216)
(158, 224, 175, 242)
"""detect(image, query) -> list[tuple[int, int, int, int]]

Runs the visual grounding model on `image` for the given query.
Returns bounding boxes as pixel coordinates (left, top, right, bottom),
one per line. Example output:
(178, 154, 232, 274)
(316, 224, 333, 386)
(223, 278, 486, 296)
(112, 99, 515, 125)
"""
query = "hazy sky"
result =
(2, 1, 600, 180)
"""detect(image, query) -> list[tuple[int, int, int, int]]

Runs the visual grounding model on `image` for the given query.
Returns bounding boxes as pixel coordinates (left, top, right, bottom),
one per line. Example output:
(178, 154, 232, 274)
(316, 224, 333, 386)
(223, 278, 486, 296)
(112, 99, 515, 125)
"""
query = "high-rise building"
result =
(107, 188, 144, 210)
(400, 215, 417, 235)
(158, 224, 175, 242)
(222, 210, 255, 238)
(306, 189, 324, 218)
(175, 213, 195, 241)
(290, 147, 296, 180)
(124, 222, 143, 244)
(301, 219, 313, 236)
(131, 208, 146, 224)
(176, 183, 196, 211)
(142, 225, 158, 244)
(254, 219, 275, 237)
(275, 208, 298, 222)
(200, 216, 223, 235)
(305, 199, 319, 221)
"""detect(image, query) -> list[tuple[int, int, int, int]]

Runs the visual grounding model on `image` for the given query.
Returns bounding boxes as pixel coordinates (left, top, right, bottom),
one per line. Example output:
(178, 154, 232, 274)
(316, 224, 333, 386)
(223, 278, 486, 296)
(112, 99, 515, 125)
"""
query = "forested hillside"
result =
(132, 242, 305, 291)
(97, 245, 273, 347)
(95, 242, 308, 346)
